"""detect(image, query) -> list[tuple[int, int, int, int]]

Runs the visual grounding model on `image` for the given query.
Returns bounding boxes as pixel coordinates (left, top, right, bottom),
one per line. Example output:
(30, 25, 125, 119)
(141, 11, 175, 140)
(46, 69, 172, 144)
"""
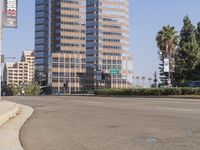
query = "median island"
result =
(94, 88, 200, 96)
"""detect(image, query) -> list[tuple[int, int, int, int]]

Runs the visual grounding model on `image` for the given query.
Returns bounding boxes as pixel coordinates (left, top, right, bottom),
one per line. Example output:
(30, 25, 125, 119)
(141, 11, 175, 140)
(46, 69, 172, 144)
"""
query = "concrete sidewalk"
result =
(0, 101, 20, 127)
(0, 100, 33, 150)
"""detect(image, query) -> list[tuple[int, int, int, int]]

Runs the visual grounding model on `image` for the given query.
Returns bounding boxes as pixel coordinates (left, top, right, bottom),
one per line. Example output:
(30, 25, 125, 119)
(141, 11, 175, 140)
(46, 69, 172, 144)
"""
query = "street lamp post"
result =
(69, 54, 71, 94)
(132, 75, 134, 87)
(64, 53, 66, 94)
(167, 53, 172, 87)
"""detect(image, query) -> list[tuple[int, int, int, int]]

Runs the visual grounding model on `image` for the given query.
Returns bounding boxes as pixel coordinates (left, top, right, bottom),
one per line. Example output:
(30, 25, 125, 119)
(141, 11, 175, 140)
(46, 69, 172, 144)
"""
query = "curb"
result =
(0, 101, 20, 127)
(0, 103, 34, 150)
(93, 95, 200, 99)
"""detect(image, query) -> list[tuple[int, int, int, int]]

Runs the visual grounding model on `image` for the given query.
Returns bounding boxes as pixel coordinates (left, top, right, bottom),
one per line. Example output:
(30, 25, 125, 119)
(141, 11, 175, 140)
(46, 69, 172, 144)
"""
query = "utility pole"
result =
(168, 54, 171, 87)
(64, 53, 66, 95)
(58, 54, 60, 95)
(69, 54, 71, 94)
(75, 54, 77, 93)
(0, 0, 4, 100)
(0, 0, 18, 98)
(126, 55, 128, 88)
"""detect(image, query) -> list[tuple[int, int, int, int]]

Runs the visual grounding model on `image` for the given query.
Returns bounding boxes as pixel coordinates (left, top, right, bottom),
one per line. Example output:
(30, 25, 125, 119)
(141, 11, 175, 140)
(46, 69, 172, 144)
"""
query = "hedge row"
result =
(94, 88, 200, 96)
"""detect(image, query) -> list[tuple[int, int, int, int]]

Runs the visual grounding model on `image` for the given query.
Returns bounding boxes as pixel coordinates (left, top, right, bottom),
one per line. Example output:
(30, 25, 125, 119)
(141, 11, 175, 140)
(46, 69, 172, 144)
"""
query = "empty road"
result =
(5, 96, 200, 150)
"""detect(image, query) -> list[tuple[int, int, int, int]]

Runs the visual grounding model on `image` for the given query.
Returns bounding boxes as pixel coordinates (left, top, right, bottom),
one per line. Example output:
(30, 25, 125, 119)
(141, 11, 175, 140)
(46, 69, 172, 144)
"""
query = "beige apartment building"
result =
(3, 51, 35, 85)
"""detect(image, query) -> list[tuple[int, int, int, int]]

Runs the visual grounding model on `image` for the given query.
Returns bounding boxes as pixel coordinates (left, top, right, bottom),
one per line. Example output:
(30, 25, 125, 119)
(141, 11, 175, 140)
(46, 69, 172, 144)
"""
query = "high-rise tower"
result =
(85, 0, 133, 89)
(35, 0, 86, 94)
(35, 0, 133, 93)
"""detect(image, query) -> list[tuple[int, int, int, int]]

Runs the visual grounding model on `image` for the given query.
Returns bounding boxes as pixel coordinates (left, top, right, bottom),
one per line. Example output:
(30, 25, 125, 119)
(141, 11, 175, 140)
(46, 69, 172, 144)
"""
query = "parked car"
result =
(187, 81, 200, 87)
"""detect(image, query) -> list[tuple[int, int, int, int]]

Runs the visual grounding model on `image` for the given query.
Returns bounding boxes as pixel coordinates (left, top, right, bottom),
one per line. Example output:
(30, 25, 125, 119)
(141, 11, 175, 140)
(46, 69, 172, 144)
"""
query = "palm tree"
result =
(153, 71, 158, 88)
(136, 76, 139, 86)
(156, 25, 179, 57)
(141, 76, 146, 87)
(148, 78, 152, 87)
(132, 76, 134, 86)
(156, 25, 179, 86)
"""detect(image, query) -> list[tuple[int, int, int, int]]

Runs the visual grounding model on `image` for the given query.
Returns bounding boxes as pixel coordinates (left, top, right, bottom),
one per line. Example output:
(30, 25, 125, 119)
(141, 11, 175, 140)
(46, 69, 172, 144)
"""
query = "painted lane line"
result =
(155, 107, 199, 112)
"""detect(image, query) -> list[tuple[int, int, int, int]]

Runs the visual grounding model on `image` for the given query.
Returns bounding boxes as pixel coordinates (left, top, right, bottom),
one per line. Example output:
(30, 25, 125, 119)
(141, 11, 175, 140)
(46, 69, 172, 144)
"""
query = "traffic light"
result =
(63, 82, 68, 89)
(101, 71, 106, 80)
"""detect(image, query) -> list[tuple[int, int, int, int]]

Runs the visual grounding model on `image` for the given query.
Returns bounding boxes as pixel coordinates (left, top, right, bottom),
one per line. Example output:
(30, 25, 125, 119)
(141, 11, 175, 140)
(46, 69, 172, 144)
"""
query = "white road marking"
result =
(156, 107, 199, 112)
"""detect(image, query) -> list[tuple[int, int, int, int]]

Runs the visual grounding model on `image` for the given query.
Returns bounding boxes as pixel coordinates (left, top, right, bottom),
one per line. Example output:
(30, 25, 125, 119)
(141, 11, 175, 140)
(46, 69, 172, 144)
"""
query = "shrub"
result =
(1, 83, 40, 96)
(94, 88, 200, 96)
(180, 87, 200, 95)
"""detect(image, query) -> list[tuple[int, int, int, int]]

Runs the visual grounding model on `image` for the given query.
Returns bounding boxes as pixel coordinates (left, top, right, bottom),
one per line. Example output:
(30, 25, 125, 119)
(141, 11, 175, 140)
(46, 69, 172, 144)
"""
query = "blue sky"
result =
(2, 0, 200, 80)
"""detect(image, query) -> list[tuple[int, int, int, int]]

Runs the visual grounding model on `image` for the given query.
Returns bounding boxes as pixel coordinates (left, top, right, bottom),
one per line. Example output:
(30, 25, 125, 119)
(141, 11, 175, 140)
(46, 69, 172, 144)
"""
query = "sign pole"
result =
(0, 0, 4, 100)
(58, 54, 60, 95)
(164, 57, 171, 87)
(69, 54, 71, 94)
(0, 0, 18, 99)
(168, 55, 171, 87)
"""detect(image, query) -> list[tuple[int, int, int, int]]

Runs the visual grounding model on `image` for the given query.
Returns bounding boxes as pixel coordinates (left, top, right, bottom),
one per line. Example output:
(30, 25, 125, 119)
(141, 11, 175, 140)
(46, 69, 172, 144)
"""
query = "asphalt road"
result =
(5, 96, 200, 150)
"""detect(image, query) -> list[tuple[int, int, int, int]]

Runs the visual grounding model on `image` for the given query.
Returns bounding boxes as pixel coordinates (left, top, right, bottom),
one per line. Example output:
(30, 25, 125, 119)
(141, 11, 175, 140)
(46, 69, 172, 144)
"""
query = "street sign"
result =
(110, 69, 120, 75)
(3, 0, 18, 28)
(164, 58, 169, 72)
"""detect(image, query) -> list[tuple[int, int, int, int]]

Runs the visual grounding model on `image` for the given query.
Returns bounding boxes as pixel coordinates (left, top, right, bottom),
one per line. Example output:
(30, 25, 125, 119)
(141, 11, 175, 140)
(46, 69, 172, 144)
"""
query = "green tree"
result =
(1, 84, 16, 96)
(156, 25, 179, 85)
(196, 22, 200, 47)
(175, 16, 200, 85)
(194, 22, 200, 79)
(24, 82, 40, 96)
(156, 25, 179, 57)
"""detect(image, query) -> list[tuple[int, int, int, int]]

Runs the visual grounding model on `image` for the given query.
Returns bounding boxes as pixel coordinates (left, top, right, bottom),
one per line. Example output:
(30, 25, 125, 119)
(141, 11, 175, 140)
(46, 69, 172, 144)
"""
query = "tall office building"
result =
(35, 0, 132, 93)
(35, 0, 86, 94)
(85, 0, 133, 89)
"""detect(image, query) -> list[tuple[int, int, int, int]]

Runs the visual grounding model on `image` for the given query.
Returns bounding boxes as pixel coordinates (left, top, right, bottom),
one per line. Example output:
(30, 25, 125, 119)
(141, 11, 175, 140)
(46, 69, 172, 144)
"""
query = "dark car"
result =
(187, 81, 200, 87)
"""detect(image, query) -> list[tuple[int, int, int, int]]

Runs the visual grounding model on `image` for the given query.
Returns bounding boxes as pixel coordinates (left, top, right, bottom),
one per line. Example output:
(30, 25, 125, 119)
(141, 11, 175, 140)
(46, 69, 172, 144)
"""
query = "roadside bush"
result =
(180, 87, 200, 95)
(94, 88, 200, 96)
(25, 83, 40, 96)
(1, 83, 40, 96)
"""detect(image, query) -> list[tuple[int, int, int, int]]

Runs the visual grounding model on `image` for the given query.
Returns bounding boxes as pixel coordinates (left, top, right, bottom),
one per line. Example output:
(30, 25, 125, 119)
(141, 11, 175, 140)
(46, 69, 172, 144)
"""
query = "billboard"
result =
(3, 0, 18, 28)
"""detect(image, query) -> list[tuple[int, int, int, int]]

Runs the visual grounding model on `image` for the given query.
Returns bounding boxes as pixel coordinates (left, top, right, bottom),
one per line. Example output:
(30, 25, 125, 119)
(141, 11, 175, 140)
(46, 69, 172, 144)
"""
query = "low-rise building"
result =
(3, 51, 35, 85)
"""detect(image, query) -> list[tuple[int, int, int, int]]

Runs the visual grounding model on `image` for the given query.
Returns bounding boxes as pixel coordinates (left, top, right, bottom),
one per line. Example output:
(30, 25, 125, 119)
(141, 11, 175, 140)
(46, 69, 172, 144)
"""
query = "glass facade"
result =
(86, 0, 133, 89)
(35, 0, 50, 73)
(35, 0, 86, 93)
(35, 0, 133, 92)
